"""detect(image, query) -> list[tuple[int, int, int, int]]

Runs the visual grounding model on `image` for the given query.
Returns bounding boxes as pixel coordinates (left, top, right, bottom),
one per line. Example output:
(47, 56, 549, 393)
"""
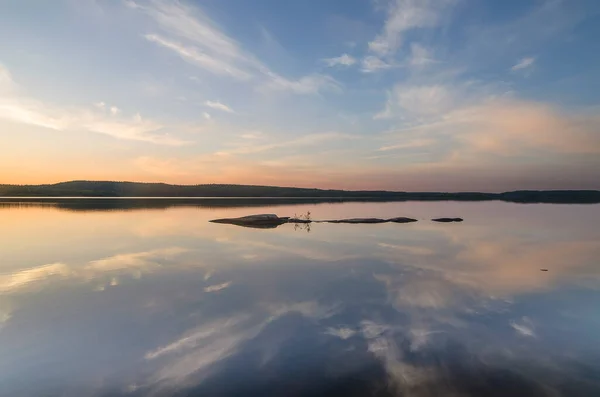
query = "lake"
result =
(1, 199, 600, 396)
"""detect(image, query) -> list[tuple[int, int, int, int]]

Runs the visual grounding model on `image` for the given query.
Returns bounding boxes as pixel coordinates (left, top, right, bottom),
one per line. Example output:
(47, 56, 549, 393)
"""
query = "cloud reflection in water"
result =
(0, 201, 599, 396)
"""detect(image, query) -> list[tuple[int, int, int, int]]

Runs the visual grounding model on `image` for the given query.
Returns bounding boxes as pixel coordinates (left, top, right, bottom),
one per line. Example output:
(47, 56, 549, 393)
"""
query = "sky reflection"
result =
(0, 201, 599, 396)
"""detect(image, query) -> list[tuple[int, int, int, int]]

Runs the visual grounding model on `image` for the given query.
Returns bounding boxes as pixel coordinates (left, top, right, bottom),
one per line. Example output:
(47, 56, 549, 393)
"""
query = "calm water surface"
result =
(1, 200, 600, 396)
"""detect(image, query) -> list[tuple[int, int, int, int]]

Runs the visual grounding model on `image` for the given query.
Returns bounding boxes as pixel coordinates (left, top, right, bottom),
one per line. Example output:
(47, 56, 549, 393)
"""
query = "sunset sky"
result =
(1, 0, 599, 191)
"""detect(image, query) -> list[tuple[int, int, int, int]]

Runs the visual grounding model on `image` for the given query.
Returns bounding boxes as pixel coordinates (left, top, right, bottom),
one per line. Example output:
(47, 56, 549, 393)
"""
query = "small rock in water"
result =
(288, 218, 311, 224)
(540, 269, 549, 272)
(432, 218, 463, 223)
(388, 217, 418, 223)
(210, 214, 288, 228)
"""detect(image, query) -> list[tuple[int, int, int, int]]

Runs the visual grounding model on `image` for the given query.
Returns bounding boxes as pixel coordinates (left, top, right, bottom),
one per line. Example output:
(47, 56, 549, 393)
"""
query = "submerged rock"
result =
(432, 218, 463, 223)
(210, 214, 289, 229)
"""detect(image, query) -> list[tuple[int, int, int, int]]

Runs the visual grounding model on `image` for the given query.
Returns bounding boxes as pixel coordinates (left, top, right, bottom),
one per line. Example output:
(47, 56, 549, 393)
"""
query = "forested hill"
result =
(0, 181, 599, 203)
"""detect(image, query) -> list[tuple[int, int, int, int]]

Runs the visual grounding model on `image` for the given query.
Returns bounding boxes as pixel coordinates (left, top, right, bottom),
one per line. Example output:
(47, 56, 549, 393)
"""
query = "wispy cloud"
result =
(204, 100, 234, 113)
(144, 34, 251, 80)
(262, 73, 341, 94)
(0, 263, 71, 293)
(134, 0, 337, 94)
(240, 131, 265, 140)
(325, 327, 356, 339)
(144, 313, 267, 385)
(0, 64, 186, 145)
(143, 314, 250, 362)
(378, 139, 436, 151)
(129, 0, 247, 62)
(0, 63, 14, 92)
(219, 131, 355, 155)
(322, 54, 357, 67)
(409, 43, 436, 68)
(378, 81, 600, 159)
(510, 317, 536, 337)
(94, 102, 121, 116)
(361, 56, 394, 73)
(0, 248, 188, 293)
(368, 0, 454, 57)
(0, 97, 185, 145)
(375, 83, 455, 119)
(362, 0, 454, 75)
(511, 56, 535, 71)
(204, 281, 232, 292)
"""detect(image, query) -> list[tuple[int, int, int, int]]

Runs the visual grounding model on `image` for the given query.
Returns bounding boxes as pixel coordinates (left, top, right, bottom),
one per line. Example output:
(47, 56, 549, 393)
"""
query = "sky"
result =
(0, 0, 599, 191)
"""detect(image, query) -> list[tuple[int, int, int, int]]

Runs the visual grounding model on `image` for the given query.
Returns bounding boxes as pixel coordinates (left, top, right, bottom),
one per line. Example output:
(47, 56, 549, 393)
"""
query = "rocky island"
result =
(209, 214, 461, 229)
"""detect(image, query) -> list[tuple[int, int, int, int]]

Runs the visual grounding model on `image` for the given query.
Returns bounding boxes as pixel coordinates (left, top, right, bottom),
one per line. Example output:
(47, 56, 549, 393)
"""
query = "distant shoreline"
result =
(1, 195, 600, 202)
(1, 181, 599, 204)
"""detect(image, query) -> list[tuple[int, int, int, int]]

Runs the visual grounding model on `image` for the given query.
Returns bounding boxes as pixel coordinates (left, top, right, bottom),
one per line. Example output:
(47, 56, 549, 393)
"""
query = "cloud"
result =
(262, 73, 341, 94)
(443, 100, 600, 156)
(374, 81, 600, 177)
(361, 56, 394, 73)
(375, 84, 455, 119)
(129, 71, 598, 190)
(441, 233, 600, 296)
(511, 56, 535, 71)
(378, 139, 436, 151)
(88, 101, 120, 116)
(0, 99, 185, 145)
(0, 263, 71, 293)
(86, 247, 188, 273)
(135, 0, 337, 94)
(409, 43, 435, 68)
(362, 43, 433, 73)
(144, 314, 265, 383)
(0, 65, 186, 145)
(143, 316, 243, 361)
(219, 131, 355, 155)
(266, 301, 340, 320)
(322, 54, 357, 67)
(202, 112, 211, 120)
(204, 100, 234, 113)
(0, 247, 189, 294)
(130, 0, 248, 62)
(0, 307, 11, 329)
(204, 281, 232, 292)
(510, 318, 536, 337)
(0, 63, 14, 92)
(144, 34, 251, 80)
(240, 131, 264, 140)
(325, 327, 356, 339)
(370, 221, 600, 330)
(369, 0, 454, 56)
(378, 243, 435, 256)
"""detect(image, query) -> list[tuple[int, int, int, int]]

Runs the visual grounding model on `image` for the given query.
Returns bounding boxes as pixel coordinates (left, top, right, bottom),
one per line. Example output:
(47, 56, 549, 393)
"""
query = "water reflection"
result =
(0, 201, 599, 396)
(0, 197, 419, 212)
